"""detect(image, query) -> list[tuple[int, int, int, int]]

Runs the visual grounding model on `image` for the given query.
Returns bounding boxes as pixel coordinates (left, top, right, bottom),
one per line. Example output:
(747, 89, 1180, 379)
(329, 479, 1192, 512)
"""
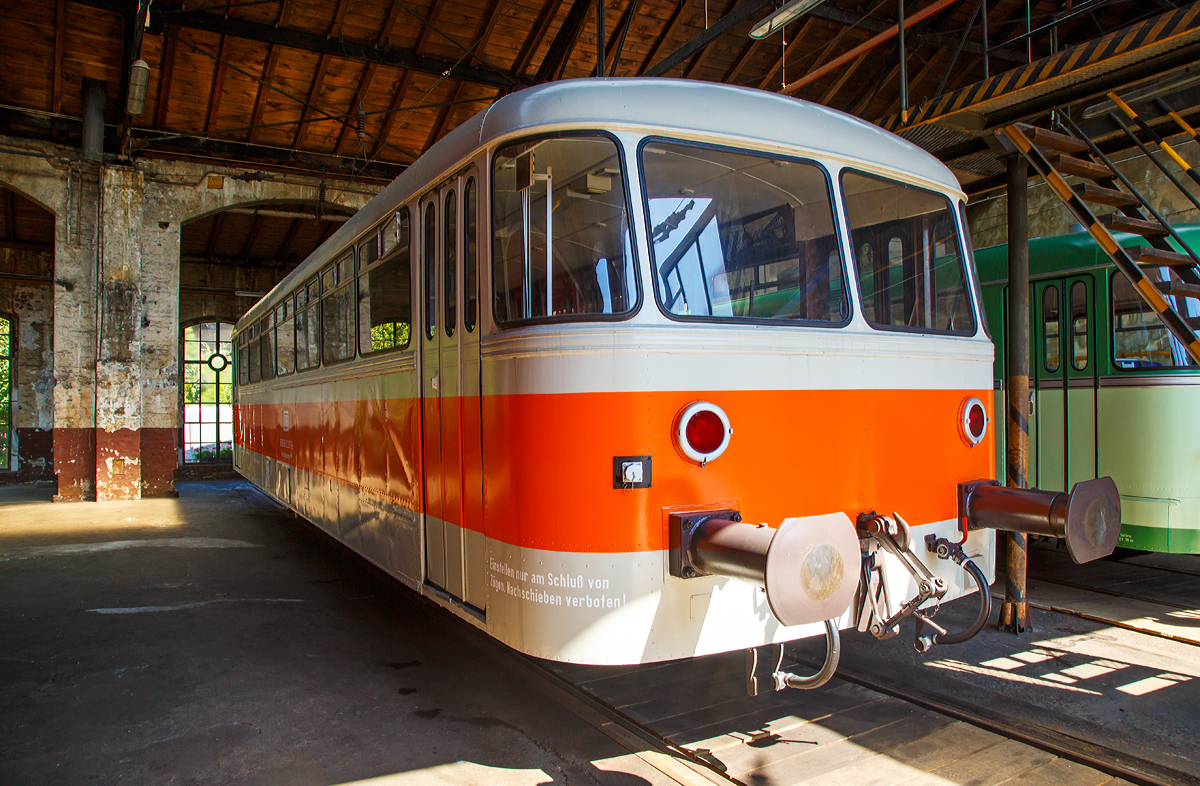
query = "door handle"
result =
(1029, 390, 1035, 417)
(431, 372, 440, 391)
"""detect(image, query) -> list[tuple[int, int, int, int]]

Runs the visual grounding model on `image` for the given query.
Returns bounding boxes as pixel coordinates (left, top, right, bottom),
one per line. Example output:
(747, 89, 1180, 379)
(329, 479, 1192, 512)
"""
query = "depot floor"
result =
(0, 481, 692, 786)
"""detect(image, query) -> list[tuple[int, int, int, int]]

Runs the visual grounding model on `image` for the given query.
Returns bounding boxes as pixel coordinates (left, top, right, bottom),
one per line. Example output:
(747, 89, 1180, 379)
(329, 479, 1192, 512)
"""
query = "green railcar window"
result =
(1043, 286, 1060, 373)
(1070, 281, 1088, 371)
(1112, 269, 1200, 369)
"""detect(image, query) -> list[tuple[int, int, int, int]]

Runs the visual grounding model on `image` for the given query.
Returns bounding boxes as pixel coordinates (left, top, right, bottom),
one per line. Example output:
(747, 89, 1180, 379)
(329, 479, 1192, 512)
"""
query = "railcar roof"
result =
(974, 223, 1200, 284)
(237, 79, 964, 332)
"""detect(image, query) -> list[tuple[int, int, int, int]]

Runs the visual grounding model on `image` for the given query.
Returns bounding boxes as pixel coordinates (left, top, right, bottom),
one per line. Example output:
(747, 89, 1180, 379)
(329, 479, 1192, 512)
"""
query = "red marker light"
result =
(960, 397, 988, 446)
(686, 410, 725, 455)
(675, 402, 732, 465)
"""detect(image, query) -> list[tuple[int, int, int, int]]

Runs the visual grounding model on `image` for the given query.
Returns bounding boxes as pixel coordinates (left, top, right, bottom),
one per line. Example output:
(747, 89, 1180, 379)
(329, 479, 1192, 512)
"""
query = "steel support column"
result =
(1000, 154, 1031, 634)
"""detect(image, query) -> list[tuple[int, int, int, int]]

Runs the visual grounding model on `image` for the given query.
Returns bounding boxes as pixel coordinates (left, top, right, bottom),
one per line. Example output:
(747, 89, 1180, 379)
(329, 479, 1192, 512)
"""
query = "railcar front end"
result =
(231, 81, 1120, 686)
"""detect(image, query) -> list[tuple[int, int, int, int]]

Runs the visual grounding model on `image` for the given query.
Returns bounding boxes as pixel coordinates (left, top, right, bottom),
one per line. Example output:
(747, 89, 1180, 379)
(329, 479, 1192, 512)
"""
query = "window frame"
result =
(274, 299, 295, 377)
(839, 167, 976, 336)
(320, 249, 358, 367)
(1109, 269, 1198, 372)
(0, 311, 14, 472)
(464, 177, 479, 333)
(491, 130, 642, 329)
(638, 135, 852, 329)
(294, 277, 322, 373)
(358, 207, 414, 356)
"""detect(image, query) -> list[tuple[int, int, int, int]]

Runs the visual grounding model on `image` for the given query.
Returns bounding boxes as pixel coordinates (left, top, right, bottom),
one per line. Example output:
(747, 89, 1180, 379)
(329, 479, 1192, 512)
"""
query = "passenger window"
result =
(643, 140, 846, 323)
(493, 135, 637, 324)
(465, 178, 478, 332)
(1112, 269, 1200, 369)
(445, 190, 457, 338)
(842, 171, 974, 333)
(1043, 286, 1060, 373)
(1070, 281, 1088, 371)
(425, 202, 436, 340)
(359, 209, 412, 353)
(259, 315, 275, 381)
(359, 230, 380, 269)
(322, 251, 356, 364)
(248, 323, 261, 384)
(295, 280, 321, 372)
(237, 333, 249, 385)
(276, 300, 294, 375)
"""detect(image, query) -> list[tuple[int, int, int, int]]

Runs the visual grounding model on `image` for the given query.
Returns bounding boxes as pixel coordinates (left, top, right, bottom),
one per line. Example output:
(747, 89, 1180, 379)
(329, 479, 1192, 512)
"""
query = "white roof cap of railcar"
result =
(236, 79, 960, 332)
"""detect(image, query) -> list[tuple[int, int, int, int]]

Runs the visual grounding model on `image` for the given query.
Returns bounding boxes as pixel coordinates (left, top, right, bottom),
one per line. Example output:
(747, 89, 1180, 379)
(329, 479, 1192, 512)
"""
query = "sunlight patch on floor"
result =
(333, 762, 552, 786)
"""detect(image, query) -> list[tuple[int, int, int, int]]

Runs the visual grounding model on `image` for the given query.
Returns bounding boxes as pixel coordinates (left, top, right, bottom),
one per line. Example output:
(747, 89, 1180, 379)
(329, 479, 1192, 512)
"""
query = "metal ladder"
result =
(998, 98, 1200, 366)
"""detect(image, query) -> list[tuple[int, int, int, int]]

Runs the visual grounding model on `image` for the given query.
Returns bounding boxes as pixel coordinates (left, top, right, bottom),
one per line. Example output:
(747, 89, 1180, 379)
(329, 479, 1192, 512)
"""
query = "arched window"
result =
(182, 321, 234, 463)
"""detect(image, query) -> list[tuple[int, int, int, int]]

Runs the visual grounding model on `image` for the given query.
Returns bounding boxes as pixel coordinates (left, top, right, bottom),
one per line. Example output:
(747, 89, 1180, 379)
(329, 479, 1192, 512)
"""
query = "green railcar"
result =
(975, 227, 1200, 553)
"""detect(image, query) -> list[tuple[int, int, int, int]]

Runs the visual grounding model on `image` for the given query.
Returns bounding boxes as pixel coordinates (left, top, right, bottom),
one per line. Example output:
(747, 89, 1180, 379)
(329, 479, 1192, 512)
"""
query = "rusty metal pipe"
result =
(962, 477, 1121, 564)
(687, 518, 773, 585)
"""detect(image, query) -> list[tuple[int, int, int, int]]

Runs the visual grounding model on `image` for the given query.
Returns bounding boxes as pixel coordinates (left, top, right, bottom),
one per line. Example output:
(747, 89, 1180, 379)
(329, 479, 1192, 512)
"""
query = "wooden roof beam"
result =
(152, 2, 523, 90)
(52, 0, 67, 113)
(369, 0, 452, 161)
(247, 2, 293, 146)
(756, 16, 819, 91)
(515, 0, 566, 77)
(205, 36, 233, 134)
(535, 0, 596, 83)
(332, 3, 406, 156)
(638, 0, 696, 76)
(645, 0, 771, 78)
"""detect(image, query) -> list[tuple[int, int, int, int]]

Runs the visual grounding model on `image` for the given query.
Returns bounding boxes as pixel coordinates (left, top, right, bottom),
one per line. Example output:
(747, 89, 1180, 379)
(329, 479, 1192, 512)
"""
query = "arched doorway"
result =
(181, 320, 235, 464)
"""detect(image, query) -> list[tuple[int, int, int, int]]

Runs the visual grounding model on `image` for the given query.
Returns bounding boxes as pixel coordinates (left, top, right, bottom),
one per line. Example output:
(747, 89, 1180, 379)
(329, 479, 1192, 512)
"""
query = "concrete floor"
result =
(0, 481, 696, 786)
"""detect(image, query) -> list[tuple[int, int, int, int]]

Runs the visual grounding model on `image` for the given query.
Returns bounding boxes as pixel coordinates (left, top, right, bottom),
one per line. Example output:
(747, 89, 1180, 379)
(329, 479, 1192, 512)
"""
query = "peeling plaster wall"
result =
(967, 142, 1200, 250)
(0, 136, 378, 499)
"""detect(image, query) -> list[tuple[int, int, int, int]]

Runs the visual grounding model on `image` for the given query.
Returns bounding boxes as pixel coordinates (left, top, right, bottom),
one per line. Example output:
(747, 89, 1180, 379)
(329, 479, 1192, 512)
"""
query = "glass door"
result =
(182, 321, 234, 463)
(1033, 276, 1096, 491)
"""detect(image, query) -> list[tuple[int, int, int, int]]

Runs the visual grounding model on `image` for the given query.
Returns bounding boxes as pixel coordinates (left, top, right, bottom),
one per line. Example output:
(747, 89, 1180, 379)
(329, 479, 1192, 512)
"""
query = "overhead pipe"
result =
(781, 0, 962, 96)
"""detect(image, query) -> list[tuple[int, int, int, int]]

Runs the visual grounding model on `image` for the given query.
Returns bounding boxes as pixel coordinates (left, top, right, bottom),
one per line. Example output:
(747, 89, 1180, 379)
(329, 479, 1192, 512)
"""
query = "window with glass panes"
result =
(182, 321, 234, 463)
(0, 313, 12, 470)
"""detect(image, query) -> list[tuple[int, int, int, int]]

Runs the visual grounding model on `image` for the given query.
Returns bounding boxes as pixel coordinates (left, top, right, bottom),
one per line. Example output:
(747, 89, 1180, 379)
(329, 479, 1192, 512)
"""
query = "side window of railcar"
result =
(322, 251, 356, 364)
(493, 135, 638, 324)
(259, 314, 275, 382)
(237, 333, 249, 385)
(359, 210, 412, 353)
(295, 280, 321, 372)
(445, 190, 457, 338)
(465, 178, 478, 332)
(641, 140, 847, 323)
(1070, 281, 1088, 371)
(1043, 286, 1060, 372)
(276, 300, 294, 375)
(1112, 269, 1200, 369)
(842, 171, 974, 334)
(425, 203, 437, 339)
(248, 323, 261, 384)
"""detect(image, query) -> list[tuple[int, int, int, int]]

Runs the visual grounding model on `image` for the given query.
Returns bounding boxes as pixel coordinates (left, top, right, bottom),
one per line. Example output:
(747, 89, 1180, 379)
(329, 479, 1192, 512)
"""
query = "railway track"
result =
(1026, 546, 1200, 647)
(506, 642, 1191, 786)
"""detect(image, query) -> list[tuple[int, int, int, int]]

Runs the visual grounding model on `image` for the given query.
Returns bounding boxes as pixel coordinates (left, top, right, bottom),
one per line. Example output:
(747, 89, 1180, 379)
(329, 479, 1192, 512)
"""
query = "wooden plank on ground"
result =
(900, 738, 1057, 786)
(797, 722, 1005, 786)
(752, 710, 956, 785)
(719, 697, 920, 776)
(994, 757, 1115, 786)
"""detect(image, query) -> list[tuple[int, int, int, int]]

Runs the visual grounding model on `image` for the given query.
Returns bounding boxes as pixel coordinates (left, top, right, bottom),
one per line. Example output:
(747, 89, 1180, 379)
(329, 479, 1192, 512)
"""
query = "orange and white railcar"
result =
(233, 79, 1006, 668)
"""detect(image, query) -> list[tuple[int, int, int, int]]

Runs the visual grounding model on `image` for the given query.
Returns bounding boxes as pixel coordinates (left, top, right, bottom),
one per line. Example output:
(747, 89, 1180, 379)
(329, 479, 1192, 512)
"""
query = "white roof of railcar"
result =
(236, 78, 962, 332)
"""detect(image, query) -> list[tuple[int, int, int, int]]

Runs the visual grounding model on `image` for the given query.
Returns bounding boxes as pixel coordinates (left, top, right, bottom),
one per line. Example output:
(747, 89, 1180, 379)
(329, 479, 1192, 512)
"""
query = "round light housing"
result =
(676, 402, 732, 465)
(961, 397, 988, 446)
